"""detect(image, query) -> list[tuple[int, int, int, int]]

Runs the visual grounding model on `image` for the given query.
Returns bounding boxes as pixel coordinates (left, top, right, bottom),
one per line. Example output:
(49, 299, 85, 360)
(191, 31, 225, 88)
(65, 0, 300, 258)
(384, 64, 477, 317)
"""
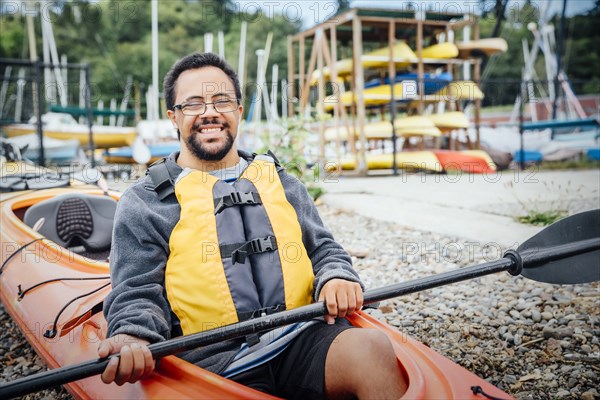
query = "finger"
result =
(318, 286, 327, 302)
(355, 284, 364, 310)
(336, 289, 349, 317)
(324, 314, 335, 325)
(128, 343, 146, 383)
(141, 345, 155, 379)
(98, 340, 112, 359)
(101, 356, 120, 384)
(115, 345, 133, 386)
(346, 288, 357, 315)
(325, 291, 338, 318)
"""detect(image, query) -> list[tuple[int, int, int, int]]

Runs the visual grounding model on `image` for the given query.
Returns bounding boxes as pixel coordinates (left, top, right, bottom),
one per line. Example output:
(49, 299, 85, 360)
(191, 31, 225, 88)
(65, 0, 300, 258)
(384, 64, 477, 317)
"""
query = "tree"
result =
(336, 0, 352, 15)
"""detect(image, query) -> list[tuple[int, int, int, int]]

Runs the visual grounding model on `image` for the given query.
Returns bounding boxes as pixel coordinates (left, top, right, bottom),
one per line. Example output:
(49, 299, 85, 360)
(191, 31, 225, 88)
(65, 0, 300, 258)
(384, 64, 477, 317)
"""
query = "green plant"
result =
(257, 116, 324, 200)
(505, 179, 590, 226)
(539, 156, 600, 170)
(517, 210, 567, 226)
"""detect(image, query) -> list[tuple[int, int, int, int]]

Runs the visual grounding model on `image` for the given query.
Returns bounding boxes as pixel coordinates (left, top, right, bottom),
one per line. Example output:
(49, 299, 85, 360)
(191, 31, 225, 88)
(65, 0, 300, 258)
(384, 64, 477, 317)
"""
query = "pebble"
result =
(541, 311, 553, 320)
(580, 344, 592, 354)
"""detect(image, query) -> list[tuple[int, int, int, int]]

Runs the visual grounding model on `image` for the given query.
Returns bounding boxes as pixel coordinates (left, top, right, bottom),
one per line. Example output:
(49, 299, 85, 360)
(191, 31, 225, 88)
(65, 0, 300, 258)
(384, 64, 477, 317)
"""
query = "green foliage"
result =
(539, 156, 600, 170)
(0, 0, 300, 121)
(517, 210, 566, 226)
(0, 13, 27, 59)
(562, 3, 600, 95)
(257, 117, 324, 201)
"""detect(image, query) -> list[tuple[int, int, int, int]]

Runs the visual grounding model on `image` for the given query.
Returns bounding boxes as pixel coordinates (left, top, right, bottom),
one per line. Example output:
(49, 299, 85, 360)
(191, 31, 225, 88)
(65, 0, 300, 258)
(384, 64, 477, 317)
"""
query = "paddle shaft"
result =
(1, 237, 598, 398)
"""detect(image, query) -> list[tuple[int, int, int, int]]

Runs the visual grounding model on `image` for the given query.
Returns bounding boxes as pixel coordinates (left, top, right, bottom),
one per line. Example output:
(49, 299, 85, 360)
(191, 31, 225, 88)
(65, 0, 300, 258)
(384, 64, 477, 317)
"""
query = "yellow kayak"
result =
(327, 151, 443, 172)
(4, 123, 137, 149)
(324, 117, 441, 141)
(415, 81, 484, 103)
(311, 41, 417, 84)
(425, 111, 470, 130)
(323, 82, 404, 111)
(457, 38, 508, 59)
(421, 42, 459, 59)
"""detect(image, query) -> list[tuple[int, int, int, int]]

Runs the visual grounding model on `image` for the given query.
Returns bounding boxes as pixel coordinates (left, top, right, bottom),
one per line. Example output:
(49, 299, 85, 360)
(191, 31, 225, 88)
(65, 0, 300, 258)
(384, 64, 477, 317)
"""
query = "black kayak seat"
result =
(24, 193, 117, 252)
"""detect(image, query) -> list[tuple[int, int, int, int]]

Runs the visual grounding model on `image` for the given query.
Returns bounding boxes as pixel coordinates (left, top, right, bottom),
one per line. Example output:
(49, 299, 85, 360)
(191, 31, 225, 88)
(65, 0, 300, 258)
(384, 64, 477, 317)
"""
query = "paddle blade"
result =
(518, 209, 600, 284)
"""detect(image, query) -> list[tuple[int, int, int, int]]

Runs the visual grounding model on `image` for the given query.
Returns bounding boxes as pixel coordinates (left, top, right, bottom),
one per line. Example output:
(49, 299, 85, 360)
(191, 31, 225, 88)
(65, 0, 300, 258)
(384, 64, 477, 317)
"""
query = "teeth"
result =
(201, 127, 222, 133)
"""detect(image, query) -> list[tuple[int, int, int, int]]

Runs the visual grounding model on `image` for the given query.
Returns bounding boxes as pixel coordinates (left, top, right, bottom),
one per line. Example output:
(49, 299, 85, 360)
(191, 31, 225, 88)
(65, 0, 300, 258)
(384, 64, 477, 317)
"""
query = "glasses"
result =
(173, 98, 239, 116)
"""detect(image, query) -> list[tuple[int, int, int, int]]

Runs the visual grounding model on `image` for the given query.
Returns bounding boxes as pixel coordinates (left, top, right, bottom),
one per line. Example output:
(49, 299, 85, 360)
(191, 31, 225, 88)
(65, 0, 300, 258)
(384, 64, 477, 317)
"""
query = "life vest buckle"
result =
(230, 236, 277, 264)
(250, 236, 275, 253)
(214, 191, 262, 214)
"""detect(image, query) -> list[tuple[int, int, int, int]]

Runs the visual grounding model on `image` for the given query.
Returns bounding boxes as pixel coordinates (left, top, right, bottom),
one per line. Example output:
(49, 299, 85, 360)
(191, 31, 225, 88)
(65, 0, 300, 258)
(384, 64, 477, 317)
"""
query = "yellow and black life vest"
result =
(164, 155, 315, 335)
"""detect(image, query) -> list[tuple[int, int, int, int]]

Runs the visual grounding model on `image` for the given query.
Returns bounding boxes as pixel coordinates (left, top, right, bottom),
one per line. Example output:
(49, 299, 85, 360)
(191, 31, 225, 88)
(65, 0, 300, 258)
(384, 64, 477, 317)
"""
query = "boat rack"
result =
(287, 8, 485, 175)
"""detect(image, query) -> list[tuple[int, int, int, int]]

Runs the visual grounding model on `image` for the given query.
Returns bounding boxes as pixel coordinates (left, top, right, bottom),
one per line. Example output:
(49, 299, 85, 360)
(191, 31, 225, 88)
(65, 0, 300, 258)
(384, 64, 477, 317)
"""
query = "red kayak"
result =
(433, 150, 497, 174)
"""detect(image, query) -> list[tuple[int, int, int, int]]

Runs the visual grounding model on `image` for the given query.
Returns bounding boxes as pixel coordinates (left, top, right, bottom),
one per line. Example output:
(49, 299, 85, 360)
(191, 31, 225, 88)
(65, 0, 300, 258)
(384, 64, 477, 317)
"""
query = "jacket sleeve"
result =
(280, 173, 364, 301)
(103, 183, 177, 343)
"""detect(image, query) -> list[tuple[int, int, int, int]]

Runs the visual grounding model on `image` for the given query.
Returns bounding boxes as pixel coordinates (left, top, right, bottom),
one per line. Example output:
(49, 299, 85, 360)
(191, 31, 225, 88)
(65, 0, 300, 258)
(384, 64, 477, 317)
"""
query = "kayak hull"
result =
(433, 150, 497, 174)
(0, 188, 511, 400)
(4, 124, 137, 149)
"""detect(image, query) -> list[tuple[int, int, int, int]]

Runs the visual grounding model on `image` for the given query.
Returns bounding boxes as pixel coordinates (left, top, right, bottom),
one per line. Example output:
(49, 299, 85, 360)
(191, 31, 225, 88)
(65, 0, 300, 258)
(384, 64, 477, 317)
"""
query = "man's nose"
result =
(202, 102, 221, 118)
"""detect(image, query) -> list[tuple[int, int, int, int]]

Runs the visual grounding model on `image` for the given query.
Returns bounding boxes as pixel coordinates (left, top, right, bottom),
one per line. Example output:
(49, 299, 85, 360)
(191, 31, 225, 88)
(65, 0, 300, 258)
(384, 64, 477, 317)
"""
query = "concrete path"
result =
(320, 168, 600, 248)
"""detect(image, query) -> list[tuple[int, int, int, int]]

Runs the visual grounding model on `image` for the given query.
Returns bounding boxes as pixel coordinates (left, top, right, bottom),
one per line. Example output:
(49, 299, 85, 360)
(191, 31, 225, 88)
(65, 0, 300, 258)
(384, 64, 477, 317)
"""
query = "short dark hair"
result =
(163, 52, 242, 111)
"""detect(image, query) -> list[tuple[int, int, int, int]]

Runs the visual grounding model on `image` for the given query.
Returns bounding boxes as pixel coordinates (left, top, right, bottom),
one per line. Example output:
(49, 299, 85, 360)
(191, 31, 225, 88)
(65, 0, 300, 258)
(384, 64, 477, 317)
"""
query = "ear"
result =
(167, 109, 178, 130)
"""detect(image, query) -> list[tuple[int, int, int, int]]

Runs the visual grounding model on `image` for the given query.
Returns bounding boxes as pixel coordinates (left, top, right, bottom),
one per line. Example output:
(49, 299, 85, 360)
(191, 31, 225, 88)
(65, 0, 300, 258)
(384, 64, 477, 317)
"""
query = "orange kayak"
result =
(432, 150, 497, 174)
(0, 187, 512, 399)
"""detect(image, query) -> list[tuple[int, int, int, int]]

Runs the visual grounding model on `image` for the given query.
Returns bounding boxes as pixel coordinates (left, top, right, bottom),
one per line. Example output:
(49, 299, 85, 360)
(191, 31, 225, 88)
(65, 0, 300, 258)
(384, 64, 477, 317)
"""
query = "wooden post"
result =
(329, 26, 342, 169)
(299, 36, 305, 111)
(322, 26, 352, 171)
(299, 37, 318, 112)
(353, 15, 367, 175)
(416, 18, 424, 115)
(388, 20, 398, 175)
(473, 17, 481, 150)
(474, 59, 481, 150)
(287, 35, 294, 117)
(317, 29, 325, 163)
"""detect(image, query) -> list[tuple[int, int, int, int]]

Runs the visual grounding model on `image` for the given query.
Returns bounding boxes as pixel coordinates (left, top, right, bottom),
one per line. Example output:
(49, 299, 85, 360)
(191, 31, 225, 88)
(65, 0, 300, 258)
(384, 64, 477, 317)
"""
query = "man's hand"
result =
(98, 333, 155, 385)
(318, 279, 364, 324)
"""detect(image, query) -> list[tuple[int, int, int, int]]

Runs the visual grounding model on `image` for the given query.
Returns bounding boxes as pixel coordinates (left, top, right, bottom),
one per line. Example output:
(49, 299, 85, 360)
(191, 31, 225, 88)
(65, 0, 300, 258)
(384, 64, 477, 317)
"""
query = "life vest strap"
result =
(214, 191, 262, 214)
(147, 158, 175, 200)
(220, 236, 278, 264)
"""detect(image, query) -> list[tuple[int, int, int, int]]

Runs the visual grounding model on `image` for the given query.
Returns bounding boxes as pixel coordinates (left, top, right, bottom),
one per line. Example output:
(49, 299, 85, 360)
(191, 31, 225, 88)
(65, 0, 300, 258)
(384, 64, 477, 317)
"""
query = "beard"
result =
(185, 119, 235, 161)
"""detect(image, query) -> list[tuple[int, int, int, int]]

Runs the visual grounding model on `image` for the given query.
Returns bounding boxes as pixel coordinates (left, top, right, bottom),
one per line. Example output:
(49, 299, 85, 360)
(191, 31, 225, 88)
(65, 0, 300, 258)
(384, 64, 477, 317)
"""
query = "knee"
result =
(350, 329, 396, 362)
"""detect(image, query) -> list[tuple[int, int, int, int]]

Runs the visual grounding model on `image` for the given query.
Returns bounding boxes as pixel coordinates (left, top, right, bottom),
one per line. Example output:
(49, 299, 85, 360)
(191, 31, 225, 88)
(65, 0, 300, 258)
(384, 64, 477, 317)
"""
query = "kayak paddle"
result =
(0, 209, 598, 398)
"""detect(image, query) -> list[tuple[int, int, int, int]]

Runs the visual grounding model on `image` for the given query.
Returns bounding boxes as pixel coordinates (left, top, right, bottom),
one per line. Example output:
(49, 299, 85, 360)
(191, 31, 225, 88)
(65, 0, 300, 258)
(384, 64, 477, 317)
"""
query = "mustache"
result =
(192, 118, 229, 131)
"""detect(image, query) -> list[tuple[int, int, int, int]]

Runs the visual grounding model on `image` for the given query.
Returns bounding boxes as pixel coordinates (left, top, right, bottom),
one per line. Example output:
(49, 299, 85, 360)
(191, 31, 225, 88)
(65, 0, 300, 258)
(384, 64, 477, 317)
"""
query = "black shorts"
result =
(229, 319, 354, 400)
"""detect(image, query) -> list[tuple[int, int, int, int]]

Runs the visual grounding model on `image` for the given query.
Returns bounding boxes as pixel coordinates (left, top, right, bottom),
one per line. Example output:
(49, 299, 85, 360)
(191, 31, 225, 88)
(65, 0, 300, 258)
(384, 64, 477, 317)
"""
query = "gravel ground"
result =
(319, 203, 599, 400)
(1, 186, 598, 399)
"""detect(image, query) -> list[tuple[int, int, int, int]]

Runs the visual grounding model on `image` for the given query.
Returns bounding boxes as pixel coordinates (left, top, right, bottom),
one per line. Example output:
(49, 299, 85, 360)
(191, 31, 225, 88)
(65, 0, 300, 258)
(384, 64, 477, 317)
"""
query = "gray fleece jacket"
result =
(103, 150, 362, 375)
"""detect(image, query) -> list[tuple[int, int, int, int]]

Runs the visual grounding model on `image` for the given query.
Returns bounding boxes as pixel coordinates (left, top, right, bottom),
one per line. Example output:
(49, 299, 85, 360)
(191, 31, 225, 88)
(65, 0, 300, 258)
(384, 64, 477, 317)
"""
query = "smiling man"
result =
(98, 52, 406, 399)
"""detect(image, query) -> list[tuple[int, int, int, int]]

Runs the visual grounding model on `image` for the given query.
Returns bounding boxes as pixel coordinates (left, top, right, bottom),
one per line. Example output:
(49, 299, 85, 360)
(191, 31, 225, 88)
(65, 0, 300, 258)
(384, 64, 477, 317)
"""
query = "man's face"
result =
(168, 66, 243, 162)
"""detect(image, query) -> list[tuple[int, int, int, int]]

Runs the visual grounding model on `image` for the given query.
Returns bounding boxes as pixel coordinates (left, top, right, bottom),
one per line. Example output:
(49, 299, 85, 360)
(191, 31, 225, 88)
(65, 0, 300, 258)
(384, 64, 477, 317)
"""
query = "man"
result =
(99, 52, 406, 399)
